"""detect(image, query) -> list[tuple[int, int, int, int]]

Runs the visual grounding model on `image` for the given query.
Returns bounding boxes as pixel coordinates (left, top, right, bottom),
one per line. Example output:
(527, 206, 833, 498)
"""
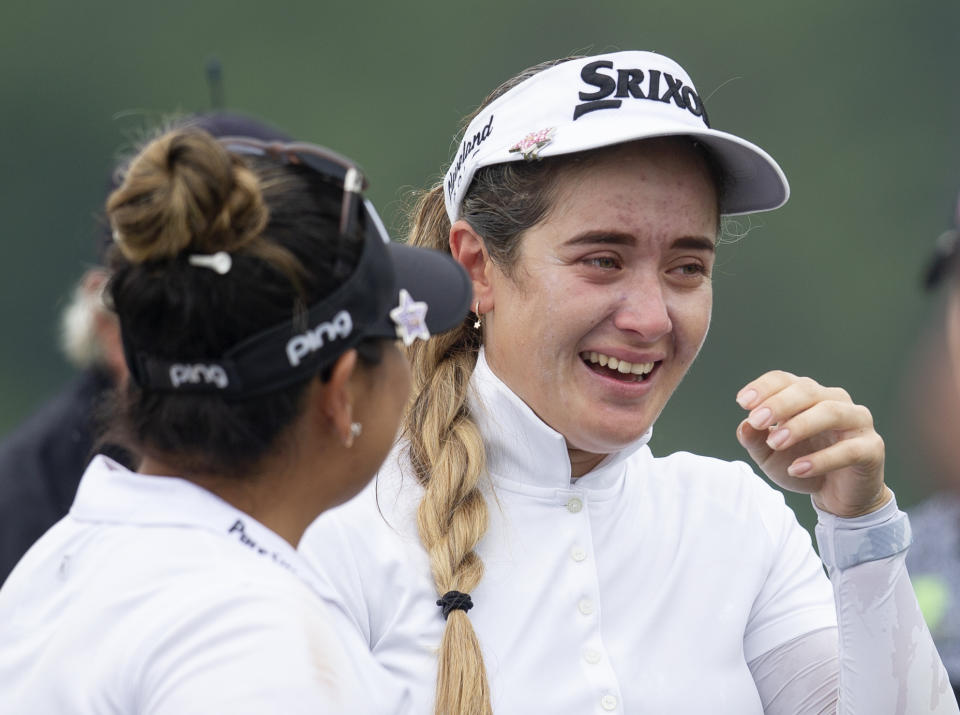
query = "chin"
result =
(567, 421, 651, 454)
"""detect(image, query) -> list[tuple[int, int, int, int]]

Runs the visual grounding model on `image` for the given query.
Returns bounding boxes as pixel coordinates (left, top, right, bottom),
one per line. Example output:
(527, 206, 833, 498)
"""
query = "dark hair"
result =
(103, 128, 377, 477)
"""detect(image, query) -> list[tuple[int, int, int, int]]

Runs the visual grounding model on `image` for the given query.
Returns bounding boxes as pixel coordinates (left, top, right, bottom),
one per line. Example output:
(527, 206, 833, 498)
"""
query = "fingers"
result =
(736, 418, 772, 457)
(736, 370, 883, 478)
(737, 371, 851, 429)
(736, 370, 888, 517)
(764, 400, 873, 452)
(784, 431, 885, 478)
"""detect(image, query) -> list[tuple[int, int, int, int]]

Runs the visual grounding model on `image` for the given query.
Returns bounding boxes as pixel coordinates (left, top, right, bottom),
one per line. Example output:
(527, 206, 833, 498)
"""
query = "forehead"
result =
(539, 139, 720, 241)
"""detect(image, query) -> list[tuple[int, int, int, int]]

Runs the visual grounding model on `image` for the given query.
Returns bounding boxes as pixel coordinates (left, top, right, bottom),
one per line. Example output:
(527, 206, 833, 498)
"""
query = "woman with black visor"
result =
(0, 126, 470, 713)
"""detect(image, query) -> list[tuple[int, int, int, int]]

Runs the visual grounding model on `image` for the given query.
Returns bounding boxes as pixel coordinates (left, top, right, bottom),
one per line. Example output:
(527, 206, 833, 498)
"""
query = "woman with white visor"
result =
(301, 51, 958, 714)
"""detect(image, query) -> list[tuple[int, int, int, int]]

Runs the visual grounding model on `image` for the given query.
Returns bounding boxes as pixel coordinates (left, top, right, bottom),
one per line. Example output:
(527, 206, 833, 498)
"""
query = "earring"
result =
(345, 422, 362, 448)
(473, 301, 482, 330)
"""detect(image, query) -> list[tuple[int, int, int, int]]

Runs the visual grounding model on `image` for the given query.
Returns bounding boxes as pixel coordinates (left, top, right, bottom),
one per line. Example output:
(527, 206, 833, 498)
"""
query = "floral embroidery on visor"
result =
(508, 127, 556, 161)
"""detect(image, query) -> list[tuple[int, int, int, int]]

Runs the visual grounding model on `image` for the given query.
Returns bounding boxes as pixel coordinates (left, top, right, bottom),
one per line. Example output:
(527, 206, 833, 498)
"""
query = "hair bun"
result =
(106, 129, 268, 264)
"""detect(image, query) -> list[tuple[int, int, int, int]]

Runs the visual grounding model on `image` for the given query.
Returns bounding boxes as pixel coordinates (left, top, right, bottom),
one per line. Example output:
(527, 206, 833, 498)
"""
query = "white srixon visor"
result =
(443, 50, 790, 222)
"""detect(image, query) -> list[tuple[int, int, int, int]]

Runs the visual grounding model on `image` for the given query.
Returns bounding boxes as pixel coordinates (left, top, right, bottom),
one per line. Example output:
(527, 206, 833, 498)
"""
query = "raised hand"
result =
(735, 370, 890, 517)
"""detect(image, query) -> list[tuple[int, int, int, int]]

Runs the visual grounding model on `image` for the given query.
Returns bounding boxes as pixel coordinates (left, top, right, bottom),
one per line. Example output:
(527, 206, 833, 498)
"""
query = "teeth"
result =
(583, 352, 655, 376)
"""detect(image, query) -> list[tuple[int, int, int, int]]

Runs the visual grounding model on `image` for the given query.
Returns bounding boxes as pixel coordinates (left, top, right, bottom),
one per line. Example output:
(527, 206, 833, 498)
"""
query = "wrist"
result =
(812, 484, 893, 518)
(813, 489, 911, 571)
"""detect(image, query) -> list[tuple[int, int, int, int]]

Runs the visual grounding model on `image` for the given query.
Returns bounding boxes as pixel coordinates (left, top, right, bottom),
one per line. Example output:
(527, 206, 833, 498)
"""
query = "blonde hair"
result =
(403, 57, 580, 715)
(406, 185, 491, 714)
(106, 129, 306, 284)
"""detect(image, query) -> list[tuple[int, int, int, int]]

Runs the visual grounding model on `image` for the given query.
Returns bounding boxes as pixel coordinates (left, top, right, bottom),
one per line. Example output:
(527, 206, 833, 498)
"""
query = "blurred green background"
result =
(2, 0, 959, 531)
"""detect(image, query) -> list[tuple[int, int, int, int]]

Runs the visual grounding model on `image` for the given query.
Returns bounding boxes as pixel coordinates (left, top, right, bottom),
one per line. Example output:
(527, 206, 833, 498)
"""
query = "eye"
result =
(583, 255, 621, 270)
(668, 261, 711, 280)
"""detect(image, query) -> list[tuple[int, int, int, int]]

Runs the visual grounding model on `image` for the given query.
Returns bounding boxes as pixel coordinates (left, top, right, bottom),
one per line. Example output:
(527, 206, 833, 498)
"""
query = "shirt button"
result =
(601, 694, 618, 711)
(571, 546, 587, 562)
(583, 648, 601, 664)
(578, 598, 594, 615)
(566, 497, 583, 513)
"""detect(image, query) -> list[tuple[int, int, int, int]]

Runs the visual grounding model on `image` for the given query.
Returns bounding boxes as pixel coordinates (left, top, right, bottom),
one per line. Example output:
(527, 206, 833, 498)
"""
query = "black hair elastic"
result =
(436, 591, 473, 620)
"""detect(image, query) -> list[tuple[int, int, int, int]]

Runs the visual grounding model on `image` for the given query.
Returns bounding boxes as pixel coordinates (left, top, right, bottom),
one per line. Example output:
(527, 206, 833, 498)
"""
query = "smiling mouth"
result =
(580, 351, 659, 383)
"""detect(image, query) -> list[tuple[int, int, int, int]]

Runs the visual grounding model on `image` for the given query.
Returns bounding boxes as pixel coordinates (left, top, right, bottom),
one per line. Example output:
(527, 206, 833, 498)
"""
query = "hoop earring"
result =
(473, 301, 482, 330)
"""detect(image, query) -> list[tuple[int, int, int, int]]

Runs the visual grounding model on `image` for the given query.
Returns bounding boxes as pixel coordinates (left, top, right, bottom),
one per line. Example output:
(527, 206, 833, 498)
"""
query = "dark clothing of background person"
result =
(0, 369, 133, 584)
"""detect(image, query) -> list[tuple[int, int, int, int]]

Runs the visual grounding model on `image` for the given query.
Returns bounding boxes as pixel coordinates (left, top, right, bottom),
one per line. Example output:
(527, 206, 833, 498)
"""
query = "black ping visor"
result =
(130, 221, 394, 398)
(122, 137, 471, 398)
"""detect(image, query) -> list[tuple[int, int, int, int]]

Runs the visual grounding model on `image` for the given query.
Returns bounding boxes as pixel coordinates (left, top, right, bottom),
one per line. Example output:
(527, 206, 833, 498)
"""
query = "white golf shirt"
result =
(301, 353, 838, 713)
(0, 456, 409, 714)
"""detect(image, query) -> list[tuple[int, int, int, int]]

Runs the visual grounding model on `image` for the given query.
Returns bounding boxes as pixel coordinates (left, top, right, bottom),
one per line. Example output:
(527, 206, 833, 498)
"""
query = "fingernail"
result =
(788, 460, 812, 477)
(766, 428, 790, 449)
(748, 407, 772, 429)
(736, 389, 757, 408)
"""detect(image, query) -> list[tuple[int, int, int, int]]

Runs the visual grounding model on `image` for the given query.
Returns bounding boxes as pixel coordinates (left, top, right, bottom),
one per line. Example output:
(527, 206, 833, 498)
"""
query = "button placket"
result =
(561, 489, 620, 710)
(577, 597, 595, 616)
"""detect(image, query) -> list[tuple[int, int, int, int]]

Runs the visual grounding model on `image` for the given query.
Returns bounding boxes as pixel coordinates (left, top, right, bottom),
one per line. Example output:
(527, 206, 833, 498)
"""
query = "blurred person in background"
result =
(301, 50, 958, 713)
(0, 112, 294, 584)
(0, 125, 470, 712)
(907, 195, 960, 700)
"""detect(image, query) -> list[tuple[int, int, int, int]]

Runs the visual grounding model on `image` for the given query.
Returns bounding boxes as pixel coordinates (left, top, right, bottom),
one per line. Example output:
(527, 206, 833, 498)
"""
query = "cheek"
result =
(672, 289, 713, 360)
(498, 272, 566, 351)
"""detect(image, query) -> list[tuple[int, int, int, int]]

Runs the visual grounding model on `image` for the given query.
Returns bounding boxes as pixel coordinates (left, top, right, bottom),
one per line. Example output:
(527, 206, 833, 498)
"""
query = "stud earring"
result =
(473, 301, 482, 330)
(345, 422, 362, 448)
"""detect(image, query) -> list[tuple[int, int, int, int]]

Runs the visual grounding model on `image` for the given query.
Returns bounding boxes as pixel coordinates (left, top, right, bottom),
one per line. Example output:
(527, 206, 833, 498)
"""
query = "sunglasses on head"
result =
(218, 137, 367, 240)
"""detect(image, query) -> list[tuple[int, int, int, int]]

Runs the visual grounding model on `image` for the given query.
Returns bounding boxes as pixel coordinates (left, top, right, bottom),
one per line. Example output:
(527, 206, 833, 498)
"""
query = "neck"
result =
(137, 439, 342, 548)
(567, 447, 607, 479)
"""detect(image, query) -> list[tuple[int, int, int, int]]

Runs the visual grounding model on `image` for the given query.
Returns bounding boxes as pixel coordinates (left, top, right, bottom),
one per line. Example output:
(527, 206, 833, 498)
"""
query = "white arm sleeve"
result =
(749, 495, 958, 714)
(748, 626, 838, 714)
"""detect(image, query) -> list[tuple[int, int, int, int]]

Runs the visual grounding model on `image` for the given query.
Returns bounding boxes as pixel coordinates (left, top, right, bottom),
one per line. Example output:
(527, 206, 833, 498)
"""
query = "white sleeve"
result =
(749, 495, 958, 714)
(743, 468, 837, 662)
(815, 494, 958, 713)
(748, 626, 838, 714)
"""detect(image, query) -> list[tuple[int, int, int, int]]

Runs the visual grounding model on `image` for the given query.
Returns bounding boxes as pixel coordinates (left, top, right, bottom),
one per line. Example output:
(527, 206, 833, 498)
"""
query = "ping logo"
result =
(169, 363, 229, 389)
(573, 60, 709, 125)
(445, 114, 495, 202)
(286, 310, 353, 367)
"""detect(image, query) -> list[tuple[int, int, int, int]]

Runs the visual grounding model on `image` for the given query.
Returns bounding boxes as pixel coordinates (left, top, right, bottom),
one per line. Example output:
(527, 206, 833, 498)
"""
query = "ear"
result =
(449, 219, 494, 313)
(318, 349, 360, 447)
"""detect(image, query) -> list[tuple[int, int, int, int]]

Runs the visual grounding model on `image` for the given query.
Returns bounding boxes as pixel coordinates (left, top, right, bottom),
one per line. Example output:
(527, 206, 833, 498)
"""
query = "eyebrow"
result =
(563, 231, 716, 252)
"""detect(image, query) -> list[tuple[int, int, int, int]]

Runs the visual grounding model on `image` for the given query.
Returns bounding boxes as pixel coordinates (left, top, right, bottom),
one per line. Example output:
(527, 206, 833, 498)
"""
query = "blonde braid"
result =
(401, 59, 582, 712)
(404, 184, 492, 715)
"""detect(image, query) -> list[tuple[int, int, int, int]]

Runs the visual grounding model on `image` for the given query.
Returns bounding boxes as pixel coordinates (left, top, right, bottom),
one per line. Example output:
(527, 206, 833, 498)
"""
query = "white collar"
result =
(467, 349, 652, 491)
(71, 455, 327, 594)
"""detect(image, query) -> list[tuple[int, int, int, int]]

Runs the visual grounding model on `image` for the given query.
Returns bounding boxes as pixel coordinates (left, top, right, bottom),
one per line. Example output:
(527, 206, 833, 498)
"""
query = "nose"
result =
(611, 275, 672, 341)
